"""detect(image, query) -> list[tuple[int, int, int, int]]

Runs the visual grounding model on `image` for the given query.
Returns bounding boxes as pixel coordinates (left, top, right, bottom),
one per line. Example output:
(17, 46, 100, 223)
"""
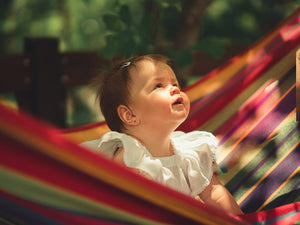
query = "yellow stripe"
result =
(61, 124, 110, 144)
(218, 84, 296, 162)
(0, 117, 241, 225)
(0, 166, 164, 225)
(186, 14, 300, 104)
(220, 110, 297, 188)
(257, 165, 300, 212)
(0, 99, 18, 111)
(186, 50, 259, 102)
(186, 17, 289, 102)
(237, 141, 299, 205)
(200, 43, 299, 133)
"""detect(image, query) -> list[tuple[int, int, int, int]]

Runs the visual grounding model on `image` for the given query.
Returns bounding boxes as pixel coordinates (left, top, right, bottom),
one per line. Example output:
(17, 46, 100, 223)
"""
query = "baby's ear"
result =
(117, 105, 138, 126)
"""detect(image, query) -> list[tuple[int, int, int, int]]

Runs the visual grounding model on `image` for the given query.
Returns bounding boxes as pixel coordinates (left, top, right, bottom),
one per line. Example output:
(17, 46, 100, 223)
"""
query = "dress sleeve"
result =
(171, 131, 219, 197)
(97, 132, 163, 180)
(97, 132, 124, 158)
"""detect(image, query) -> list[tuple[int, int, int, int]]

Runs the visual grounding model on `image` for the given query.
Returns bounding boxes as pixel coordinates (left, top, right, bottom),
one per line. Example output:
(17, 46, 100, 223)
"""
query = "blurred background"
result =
(0, 0, 299, 127)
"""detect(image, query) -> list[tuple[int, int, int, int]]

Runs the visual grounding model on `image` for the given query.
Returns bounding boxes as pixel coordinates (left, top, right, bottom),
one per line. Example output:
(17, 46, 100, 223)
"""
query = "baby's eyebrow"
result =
(152, 77, 164, 82)
(151, 77, 180, 89)
(152, 76, 178, 84)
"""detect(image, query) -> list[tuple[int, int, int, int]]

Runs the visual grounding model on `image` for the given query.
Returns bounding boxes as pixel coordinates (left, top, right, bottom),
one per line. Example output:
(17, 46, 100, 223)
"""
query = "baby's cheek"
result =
(183, 93, 190, 108)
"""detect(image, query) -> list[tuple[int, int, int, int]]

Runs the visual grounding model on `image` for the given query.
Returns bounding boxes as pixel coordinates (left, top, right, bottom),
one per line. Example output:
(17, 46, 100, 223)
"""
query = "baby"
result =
(92, 54, 243, 215)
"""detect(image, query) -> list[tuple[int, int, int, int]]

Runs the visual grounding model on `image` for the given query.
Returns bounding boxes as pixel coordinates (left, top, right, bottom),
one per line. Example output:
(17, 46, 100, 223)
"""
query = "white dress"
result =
(82, 131, 218, 197)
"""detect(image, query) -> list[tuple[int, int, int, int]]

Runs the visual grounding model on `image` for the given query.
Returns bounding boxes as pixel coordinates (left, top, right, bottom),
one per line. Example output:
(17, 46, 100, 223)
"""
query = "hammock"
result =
(1, 7, 300, 225)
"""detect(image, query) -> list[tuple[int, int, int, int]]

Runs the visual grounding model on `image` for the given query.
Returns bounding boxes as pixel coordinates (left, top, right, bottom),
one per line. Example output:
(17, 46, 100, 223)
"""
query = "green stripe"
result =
(261, 175, 300, 210)
(0, 167, 165, 225)
(225, 113, 299, 202)
(236, 128, 298, 202)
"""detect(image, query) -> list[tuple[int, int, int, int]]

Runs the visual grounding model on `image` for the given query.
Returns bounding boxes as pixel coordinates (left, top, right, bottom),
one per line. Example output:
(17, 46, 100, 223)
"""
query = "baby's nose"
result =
(170, 86, 180, 95)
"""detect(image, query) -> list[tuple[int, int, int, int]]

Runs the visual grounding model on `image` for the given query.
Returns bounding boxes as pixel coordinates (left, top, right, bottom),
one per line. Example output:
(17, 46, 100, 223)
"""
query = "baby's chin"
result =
(173, 113, 189, 127)
(172, 105, 190, 119)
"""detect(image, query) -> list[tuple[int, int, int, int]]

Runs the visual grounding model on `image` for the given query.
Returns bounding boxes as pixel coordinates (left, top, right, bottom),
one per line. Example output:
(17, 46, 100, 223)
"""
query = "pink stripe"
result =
(183, 7, 300, 93)
(179, 22, 300, 132)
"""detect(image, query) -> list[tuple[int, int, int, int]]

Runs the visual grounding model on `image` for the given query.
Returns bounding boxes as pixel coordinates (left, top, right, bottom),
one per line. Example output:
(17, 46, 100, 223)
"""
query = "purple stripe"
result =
(228, 125, 299, 196)
(218, 82, 278, 146)
(189, 48, 272, 117)
(189, 21, 300, 117)
(240, 143, 300, 213)
(259, 180, 300, 212)
(218, 69, 293, 145)
(220, 87, 296, 168)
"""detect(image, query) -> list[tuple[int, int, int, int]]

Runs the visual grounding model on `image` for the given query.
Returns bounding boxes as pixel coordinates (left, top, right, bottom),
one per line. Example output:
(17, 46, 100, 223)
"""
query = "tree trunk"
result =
(175, 0, 213, 86)
(175, 0, 213, 50)
(0, 0, 14, 54)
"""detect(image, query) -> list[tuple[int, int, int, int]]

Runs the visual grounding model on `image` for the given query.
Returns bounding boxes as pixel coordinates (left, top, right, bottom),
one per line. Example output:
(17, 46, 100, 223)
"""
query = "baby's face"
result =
(128, 59, 190, 130)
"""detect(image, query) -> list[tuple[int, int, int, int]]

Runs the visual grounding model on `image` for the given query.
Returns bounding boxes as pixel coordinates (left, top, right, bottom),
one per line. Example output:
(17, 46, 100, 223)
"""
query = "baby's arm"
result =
(199, 174, 243, 215)
(112, 147, 126, 166)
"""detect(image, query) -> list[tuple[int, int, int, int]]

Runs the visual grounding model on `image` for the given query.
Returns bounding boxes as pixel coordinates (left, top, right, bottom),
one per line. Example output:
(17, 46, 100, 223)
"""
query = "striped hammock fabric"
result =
(1, 7, 300, 225)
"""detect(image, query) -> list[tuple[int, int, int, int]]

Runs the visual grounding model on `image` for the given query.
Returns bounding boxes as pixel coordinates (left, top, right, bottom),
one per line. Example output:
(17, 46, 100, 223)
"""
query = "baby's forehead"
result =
(134, 58, 160, 69)
(133, 59, 176, 78)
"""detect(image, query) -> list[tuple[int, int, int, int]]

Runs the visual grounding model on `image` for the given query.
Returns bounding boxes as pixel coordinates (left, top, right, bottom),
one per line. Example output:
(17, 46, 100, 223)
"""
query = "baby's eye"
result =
(173, 83, 180, 89)
(154, 84, 162, 89)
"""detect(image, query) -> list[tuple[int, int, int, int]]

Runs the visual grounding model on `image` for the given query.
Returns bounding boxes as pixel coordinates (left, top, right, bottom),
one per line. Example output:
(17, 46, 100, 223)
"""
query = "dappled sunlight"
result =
(217, 109, 299, 213)
(214, 79, 281, 146)
(66, 86, 104, 127)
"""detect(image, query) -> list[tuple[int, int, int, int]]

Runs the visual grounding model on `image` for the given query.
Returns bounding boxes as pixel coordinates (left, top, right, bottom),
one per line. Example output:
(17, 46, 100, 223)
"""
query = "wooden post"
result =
(16, 38, 66, 127)
(297, 49, 300, 121)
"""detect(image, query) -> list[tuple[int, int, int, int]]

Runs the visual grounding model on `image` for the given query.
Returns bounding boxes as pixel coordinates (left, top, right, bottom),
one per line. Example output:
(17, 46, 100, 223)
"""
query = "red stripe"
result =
(62, 120, 107, 133)
(183, 7, 300, 93)
(0, 133, 199, 224)
(187, 15, 300, 117)
(237, 202, 300, 224)
(214, 79, 277, 139)
(179, 23, 300, 132)
(0, 190, 128, 225)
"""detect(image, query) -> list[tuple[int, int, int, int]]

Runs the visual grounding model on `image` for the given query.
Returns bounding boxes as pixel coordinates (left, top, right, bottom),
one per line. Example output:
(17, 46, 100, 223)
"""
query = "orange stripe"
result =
(219, 84, 296, 162)
(266, 108, 297, 141)
(257, 165, 300, 211)
(61, 124, 110, 144)
(186, 7, 300, 102)
(237, 142, 299, 205)
(0, 115, 241, 225)
(185, 12, 294, 102)
(1, 165, 168, 224)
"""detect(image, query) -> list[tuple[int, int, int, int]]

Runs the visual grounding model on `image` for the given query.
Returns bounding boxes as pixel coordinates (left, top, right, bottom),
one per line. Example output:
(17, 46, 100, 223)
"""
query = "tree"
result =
(1, 0, 298, 83)
(1, 0, 298, 126)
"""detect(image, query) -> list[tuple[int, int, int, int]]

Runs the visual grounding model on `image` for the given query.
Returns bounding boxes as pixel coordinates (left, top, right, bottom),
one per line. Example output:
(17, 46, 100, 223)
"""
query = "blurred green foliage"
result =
(1, 0, 299, 60)
(1, 0, 299, 127)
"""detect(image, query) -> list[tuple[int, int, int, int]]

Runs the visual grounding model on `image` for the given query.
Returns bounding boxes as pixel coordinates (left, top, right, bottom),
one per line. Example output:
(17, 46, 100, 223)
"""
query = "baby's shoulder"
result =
(99, 131, 142, 155)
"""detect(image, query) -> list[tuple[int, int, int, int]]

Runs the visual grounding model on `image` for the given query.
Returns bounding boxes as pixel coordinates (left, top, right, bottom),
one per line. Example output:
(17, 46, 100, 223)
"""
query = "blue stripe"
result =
(0, 196, 64, 225)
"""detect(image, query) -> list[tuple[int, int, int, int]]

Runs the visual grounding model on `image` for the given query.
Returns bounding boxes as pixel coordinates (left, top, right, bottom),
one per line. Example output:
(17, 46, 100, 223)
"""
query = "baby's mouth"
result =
(172, 97, 183, 106)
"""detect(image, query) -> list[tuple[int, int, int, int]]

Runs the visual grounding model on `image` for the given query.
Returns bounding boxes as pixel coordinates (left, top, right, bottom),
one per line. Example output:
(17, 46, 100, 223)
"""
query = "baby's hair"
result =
(95, 54, 176, 132)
